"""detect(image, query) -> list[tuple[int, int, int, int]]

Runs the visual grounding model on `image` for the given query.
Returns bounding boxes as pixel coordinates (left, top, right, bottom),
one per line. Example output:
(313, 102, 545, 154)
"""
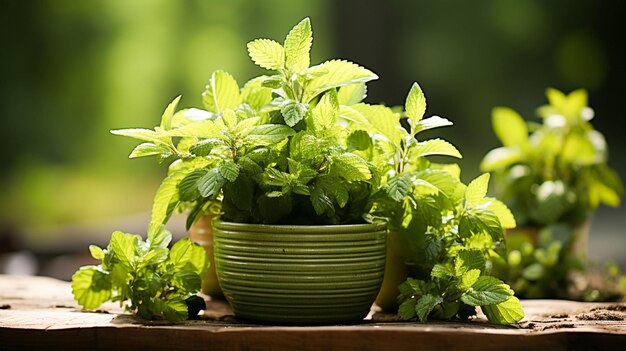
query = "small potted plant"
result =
(480, 88, 624, 298)
(72, 18, 524, 325)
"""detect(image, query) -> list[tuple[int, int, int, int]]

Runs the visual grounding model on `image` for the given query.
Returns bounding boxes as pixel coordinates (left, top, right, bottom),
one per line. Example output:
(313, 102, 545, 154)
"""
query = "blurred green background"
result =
(1, 0, 624, 277)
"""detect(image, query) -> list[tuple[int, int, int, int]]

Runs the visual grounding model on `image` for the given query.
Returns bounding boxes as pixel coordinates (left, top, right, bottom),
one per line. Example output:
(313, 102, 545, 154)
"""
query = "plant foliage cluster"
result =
(482, 89, 624, 299)
(72, 227, 208, 323)
(73, 18, 524, 324)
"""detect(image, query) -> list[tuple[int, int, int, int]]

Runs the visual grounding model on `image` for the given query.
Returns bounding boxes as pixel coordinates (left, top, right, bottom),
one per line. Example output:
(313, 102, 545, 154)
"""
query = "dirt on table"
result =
(520, 303, 626, 332)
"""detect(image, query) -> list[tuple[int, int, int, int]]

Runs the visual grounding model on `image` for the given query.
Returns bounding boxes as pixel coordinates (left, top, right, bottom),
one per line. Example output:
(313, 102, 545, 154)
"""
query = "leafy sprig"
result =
(71, 226, 209, 323)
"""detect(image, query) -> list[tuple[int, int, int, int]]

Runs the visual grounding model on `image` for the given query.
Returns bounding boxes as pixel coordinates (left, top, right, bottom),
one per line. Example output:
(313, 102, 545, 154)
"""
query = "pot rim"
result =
(212, 217, 387, 234)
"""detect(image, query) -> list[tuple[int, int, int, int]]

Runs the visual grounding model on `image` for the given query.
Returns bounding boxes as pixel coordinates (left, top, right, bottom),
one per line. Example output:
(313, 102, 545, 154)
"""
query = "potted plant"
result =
(72, 18, 524, 325)
(480, 88, 624, 298)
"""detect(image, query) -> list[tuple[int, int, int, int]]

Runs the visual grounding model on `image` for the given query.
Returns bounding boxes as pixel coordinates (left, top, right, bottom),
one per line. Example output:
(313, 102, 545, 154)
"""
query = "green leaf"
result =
(465, 173, 490, 205)
(281, 101, 309, 127)
(351, 103, 402, 146)
(110, 231, 139, 269)
(410, 139, 462, 159)
(347, 130, 373, 151)
(308, 90, 338, 131)
(221, 109, 237, 131)
(139, 247, 168, 268)
(261, 75, 283, 89)
(247, 38, 285, 70)
(459, 207, 504, 242)
(147, 225, 172, 250)
(455, 249, 486, 275)
(304, 65, 329, 79)
(310, 187, 334, 215)
(263, 167, 290, 187)
(461, 276, 513, 306)
(398, 298, 417, 320)
(197, 169, 226, 198)
(187, 241, 209, 275)
(189, 139, 219, 156)
(171, 108, 214, 126)
(109, 263, 130, 289)
(339, 105, 369, 124)
(149, 171, 189, 232)
(234, 116, 261, 137)
(484, 198, 516, 229)
(129, 142, 170, 159)
(405, 82, 426, 130)
(480, 146, 523, 172)
(332, 153, 371, 181)
(71, 266, 112, 310)
(159, 297, 189, 324)
(431, 264, 455, 279)
(241, 77, 273, 111)
(247, 124, 295, 145)
(316, 175, 349, 208)
(415, 294, 443, 322)
(386, 174, 412, 202)
(110, 128, 170, 146)
(167, 120, 224, 139)
(304, 60, 378, 102)
(561, 134, 596, 166)
(589, 180, 621, 208)
(459, 269, 481, 291)
(160, 95, 182, 131)
(219, 160, 239, 182)
(491, 107, 527, 147)
(337, 83, 367, 106)
(545, 87, 588, 120)
(89, 245, 104, 260)
(202, 70, 241, 113)
(289, 132, 323, 162)
(414, 116, 453, 134)
(169, 238, 194, 270)
(414, 169, 463, 199)
(177, 170, 205, 201)
(545, 87, 567, 110)
(283, 17, 312, 72)
(173, 271, 202, 292)
(481, 296, 525, 325)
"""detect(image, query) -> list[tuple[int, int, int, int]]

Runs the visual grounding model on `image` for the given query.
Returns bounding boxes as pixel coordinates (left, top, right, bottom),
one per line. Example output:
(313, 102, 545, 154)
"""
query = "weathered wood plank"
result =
(1, 275, 625, 351)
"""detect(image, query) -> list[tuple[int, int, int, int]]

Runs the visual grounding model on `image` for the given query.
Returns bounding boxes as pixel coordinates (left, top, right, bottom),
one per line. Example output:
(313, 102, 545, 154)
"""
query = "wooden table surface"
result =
(1, 274, 625, 351)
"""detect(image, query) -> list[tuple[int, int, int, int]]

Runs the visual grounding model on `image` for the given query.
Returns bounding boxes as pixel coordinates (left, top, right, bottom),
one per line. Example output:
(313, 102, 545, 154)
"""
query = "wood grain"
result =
(1, 275, 625, 351)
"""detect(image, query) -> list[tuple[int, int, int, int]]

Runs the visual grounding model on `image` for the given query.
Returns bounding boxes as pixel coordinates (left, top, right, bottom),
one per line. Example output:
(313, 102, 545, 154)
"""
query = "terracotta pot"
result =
(212, 219, 387, 324)
(374, 230, 410, 312)
(188, 215, 223, 298)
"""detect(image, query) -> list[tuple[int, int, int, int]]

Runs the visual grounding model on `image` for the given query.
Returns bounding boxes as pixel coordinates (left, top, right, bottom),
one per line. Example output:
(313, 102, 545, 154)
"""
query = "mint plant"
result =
(481, 88, 623, 227)
(78, 18, 524, 324)
(72, 226, 208, 323)
(481, 88, 624, 299)
(340, 81, 524, 323)
(391, 174, 524, 324)
(112, 18, 379, 227)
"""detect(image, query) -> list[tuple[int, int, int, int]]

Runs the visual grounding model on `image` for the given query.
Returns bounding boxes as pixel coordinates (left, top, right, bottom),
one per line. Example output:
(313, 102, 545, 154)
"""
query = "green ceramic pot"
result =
(212, 219, 387, 324)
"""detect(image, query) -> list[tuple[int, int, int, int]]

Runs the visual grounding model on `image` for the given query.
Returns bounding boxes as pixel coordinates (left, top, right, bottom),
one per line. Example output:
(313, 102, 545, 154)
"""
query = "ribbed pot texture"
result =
(212, 219, 387, 324)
